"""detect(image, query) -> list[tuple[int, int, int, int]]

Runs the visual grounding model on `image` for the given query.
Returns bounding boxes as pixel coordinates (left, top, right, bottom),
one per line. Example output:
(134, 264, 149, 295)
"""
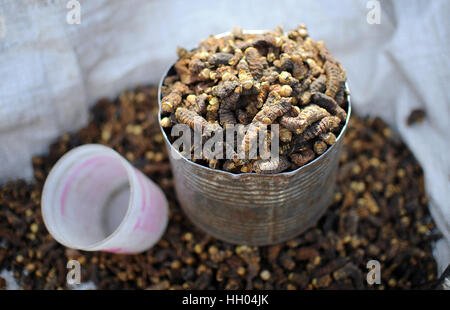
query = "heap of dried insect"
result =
(160, 25, 349, 173)
(0, 86, 439, 290)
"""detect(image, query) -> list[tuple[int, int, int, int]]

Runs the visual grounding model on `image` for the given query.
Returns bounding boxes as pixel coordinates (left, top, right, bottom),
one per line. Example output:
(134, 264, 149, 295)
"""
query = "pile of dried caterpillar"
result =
(160, 25, 349, 173)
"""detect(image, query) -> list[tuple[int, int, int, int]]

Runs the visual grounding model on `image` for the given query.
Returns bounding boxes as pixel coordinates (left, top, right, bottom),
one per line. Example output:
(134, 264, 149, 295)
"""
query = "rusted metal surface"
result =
(158, 31, 352, 246)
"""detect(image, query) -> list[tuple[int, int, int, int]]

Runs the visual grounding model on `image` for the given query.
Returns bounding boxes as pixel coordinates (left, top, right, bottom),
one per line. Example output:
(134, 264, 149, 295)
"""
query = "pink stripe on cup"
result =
(132, 171, 164, 234)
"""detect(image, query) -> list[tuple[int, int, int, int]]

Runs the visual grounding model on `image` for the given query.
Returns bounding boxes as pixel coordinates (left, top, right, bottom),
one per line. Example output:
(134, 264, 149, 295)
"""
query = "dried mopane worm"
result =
(290, 148, 315, 167)
(279, 104, 329, 134)
(160, 25, 349, 173)
(253, 156, 291, 174)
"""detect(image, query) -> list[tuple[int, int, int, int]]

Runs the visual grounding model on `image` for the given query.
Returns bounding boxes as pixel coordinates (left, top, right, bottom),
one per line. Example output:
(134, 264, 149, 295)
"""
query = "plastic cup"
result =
(41, 144, 168, 254)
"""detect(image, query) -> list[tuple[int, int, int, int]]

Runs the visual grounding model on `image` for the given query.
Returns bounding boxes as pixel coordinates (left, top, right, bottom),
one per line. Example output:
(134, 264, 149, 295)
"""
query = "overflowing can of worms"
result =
(159, 26, 350, 245)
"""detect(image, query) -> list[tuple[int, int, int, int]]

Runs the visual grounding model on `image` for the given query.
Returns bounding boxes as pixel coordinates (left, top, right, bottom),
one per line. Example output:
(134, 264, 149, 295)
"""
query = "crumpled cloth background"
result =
(0, 0, 449, 275)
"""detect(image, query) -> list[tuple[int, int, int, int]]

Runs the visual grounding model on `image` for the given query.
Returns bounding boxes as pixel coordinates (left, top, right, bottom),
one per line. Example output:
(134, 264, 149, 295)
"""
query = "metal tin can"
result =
(158, 31, 351, 245)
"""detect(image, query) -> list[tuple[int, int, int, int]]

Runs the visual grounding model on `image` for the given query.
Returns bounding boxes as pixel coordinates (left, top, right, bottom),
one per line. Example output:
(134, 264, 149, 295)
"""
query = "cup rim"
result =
(158, 29, 352, 178)
(41, 144, 137, 250)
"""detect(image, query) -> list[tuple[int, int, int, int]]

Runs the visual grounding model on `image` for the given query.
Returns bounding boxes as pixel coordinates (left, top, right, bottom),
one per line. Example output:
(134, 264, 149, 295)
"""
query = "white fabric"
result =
(0, 0, 449, 273)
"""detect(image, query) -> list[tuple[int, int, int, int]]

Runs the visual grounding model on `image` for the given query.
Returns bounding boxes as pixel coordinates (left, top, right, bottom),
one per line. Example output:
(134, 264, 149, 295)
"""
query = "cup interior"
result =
(42, 147, 132, 249)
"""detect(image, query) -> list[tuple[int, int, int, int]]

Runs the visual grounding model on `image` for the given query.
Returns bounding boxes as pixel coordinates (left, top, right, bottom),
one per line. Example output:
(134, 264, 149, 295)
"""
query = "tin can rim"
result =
(158, 30, 352, 178)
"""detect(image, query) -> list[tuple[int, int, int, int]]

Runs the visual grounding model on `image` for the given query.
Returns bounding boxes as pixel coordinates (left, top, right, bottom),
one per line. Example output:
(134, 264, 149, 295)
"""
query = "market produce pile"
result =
(0, 86, 439, 289)
(160, 26, 349, 173)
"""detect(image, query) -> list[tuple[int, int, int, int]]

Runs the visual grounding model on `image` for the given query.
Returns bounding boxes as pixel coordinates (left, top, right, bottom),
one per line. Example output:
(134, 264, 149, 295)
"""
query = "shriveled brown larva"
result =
(242, 95, 260, 119)
(218, 107, 236, 126)
(253, 156, 291, 174)
(302, 37, 321, 64)
(279, 104, 329, 134)
(250, 33, 278, 48)
(206, 110, 218, 123)
(208, 52, 234, 66)
(186, 93, 209, 115)
(241, 121, 262, 152)
(279, 142, 293, 156)
(320, 131, 337, 146)
(194, 81, 214, 95)
(261, 68, 280, 85)
(317, 41, 339, 65)
(236, 108, 250, 125)
(189, 52, 209, 74)
(306, 58, 323, 76)
(310, 74, 327, 93)
(294, 23, 309, 40)
(174, 58, 194, 84)
(289, 54, 306, 81)
(175, 107, 222, 138)
(280, 85, 293, 97)
(335, 82, 348, 107)
(278, 71, 302, 96)
(199, 68, 211, 80)
(207, 141, 244, 165)
(176, 46, 190, 58)
(208, 159, 220, 169)
(241, 117, 270, 152)
(257, 82, 270, 108)
(299, 72, 314, 94)
(279, 127, 293, 142)
(312, 92, 347, 122)
(324, 61, 341, 98)
(266, 49, 277, 63)
(212, 80, 240, 99)
(254, 96, 292, 125)
(215, 66, 237, 81)
(313, 140, 328, 155)
(240, 161, 254, 173)
(294, 116, 341, 144)
(160, 116, 172, 128)
(175, 107, 205, 128)
(300, 94, 312, 106)
(300, 74, 326, 104)
(237, 59, 255, 90)
(206, 96, 219, 122)
(244, 47, 268, 79)
(222, 159, 238, 172)
(290, 148, 315, 167)
(228, 48, 244, 66)
(189, 58, 207, 76)
(281, 37, 298, 55)
(219, 91, 241, 126)
(161, 82, 189, 113)
(276, 53, 293, 71)
(212, 80, 241, 126)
